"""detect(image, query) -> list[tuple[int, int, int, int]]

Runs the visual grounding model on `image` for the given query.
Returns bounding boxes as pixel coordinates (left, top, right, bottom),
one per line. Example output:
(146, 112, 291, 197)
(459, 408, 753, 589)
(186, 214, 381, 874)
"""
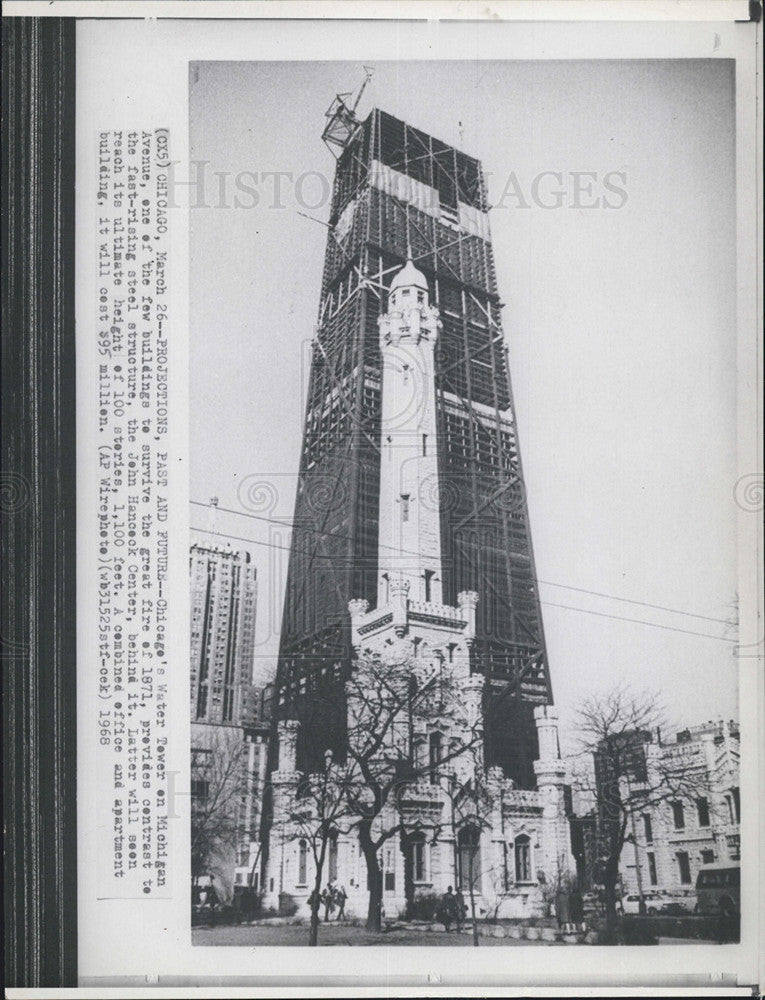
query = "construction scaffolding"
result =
(275, 106, 553, 787)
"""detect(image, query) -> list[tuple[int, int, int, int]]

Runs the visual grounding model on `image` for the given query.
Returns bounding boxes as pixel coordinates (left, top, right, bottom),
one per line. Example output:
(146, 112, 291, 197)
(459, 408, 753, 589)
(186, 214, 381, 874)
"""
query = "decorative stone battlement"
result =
(398, 781, 445, 809)
(408, 599, 466, 629)
(271, 769, 302, 785)
(348, 598, 370, 619)
(503, 788, 545, 811)
(349, 595, 469, 644)
(356, 613, 393, 638)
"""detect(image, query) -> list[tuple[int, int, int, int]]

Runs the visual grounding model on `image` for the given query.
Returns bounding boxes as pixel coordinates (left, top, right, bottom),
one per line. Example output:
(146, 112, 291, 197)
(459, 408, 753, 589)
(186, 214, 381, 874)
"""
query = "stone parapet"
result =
(533, 758, 568, 788)
(270, 769, 302, 786)
(350, 595, 470, 645)
(502, 788, 544, 812)
(408, 598, 464, 622)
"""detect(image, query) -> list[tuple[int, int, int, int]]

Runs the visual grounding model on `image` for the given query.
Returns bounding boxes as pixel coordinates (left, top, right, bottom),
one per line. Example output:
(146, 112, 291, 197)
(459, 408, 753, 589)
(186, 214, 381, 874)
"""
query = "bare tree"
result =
(191, 725, 253, 899)
(338, 651, 485, 932)
(570, 686, 708, 942)
(288, 752, 358, 946)
(447, 768, 491, 946)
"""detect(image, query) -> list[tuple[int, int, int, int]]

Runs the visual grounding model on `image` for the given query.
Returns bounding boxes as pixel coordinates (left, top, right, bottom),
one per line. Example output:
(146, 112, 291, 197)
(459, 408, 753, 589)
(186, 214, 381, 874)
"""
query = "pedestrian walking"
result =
(322, 884, 335, 922)
(335, 884, 348, 920)
(455, 889, 466, 931)
(438, 886, 457, 932)
(555, 886, 571, 929)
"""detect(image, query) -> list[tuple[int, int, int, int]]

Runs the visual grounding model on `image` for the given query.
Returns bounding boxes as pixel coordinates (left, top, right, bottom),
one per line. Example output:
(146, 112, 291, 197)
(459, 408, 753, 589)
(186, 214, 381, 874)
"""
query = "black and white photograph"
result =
(188, 59, 743, 948)
(3, 4, 762, 995)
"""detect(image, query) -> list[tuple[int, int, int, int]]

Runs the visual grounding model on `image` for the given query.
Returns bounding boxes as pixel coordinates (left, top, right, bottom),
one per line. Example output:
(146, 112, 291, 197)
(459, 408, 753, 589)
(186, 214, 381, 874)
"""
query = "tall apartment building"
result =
(191, 713, 271, 901)
(190, 540, 258, 725)
(189, 535, 268, 900)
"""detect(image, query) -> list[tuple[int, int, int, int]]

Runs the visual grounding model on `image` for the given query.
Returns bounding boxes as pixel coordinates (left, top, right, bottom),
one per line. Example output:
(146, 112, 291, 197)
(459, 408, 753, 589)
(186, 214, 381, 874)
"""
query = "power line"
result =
(190, 523, 733, 644)
(540, 601, 735, 643)
(535, 581, 730, 625)
(190, 499, 731, 626)
(192, 524, 330, 559)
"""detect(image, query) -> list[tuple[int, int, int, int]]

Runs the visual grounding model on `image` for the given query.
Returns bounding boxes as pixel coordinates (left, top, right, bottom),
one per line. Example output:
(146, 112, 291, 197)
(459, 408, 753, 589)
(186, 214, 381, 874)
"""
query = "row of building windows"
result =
(294, 830, 534, 892)
(658, 789, 740, 835)
(648, 848, 715, 887)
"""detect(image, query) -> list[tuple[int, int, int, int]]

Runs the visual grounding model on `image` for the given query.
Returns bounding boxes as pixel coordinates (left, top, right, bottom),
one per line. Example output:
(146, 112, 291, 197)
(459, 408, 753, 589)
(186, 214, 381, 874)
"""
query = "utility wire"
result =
(190, 523, 734, 644)
(539, 601, 735, 643)
(190, 499, 731, 626)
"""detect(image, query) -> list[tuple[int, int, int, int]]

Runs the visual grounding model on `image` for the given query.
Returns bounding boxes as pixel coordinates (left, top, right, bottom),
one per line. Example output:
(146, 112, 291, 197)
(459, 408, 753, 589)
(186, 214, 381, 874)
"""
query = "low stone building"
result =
(262, 619, 574, 923)
(264, 705, 574, 922)
(618, 719, 740, 896)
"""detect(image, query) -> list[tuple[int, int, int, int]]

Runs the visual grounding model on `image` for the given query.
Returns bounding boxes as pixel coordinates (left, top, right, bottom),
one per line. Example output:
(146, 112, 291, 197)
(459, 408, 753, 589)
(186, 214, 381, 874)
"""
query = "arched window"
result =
(514, 834, 532, 883)
(298, 839, 308, 885)
(458, 826, 481, 892)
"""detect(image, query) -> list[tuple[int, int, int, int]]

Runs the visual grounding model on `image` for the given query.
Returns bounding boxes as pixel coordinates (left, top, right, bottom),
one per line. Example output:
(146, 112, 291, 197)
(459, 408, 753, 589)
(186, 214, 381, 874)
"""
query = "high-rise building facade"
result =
(276, 105, 551, 787)
(190, 541, 258, 725)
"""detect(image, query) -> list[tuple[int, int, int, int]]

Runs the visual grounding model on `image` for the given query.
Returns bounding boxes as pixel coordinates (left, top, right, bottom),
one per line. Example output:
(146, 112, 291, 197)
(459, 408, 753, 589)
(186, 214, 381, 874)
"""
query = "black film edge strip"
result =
(2, 16, 78, 989)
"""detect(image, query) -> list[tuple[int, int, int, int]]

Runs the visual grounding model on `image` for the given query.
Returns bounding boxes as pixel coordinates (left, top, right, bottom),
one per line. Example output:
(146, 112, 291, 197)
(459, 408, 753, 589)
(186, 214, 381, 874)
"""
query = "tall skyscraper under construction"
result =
(275, 94, 553, 788)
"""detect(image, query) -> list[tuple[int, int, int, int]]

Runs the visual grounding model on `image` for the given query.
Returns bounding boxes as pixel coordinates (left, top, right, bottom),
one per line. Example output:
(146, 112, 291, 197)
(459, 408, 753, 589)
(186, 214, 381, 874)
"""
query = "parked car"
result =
(658, 888, 695, 914)
(659, 901, 688, 915)
(695, 864, 740, 916)
(621, 891, 662, 915)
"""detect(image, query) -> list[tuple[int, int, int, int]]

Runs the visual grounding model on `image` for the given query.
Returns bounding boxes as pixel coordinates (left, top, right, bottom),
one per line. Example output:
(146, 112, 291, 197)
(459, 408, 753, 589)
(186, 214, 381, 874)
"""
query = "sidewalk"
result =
(191, 922, 558, 947)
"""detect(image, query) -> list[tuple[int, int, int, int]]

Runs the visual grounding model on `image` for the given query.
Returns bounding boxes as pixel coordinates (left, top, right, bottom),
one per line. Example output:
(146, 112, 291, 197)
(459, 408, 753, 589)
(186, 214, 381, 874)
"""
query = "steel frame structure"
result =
(275, 108, 552, 787)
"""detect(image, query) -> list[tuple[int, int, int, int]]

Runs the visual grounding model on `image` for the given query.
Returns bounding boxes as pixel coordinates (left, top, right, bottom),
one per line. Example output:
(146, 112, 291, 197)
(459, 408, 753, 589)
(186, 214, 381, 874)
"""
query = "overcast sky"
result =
(189, 59, 737, 745)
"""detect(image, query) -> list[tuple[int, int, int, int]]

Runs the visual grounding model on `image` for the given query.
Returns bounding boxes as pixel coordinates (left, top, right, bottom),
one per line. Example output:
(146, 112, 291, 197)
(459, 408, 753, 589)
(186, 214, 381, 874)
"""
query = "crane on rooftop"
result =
(322, 66, 375, 155)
